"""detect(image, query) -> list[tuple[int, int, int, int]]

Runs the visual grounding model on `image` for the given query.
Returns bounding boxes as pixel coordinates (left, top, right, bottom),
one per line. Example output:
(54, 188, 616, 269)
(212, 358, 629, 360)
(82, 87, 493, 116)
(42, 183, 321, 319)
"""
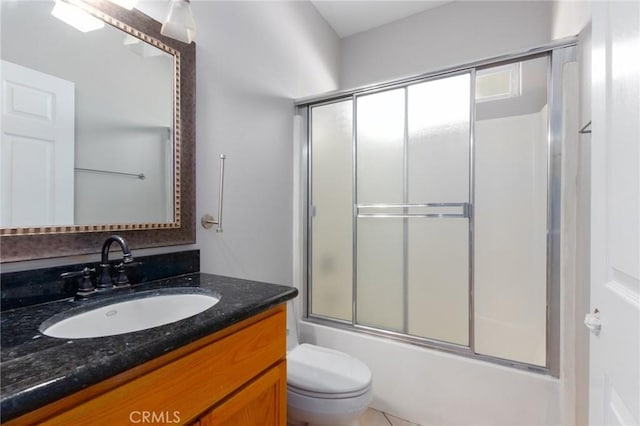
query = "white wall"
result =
(340, 1, 553, 90)
(573, 24, 591, 426)
(551, 0, 592, 41)
(550, 2, 592, 425)
(188, 0, 339, 285)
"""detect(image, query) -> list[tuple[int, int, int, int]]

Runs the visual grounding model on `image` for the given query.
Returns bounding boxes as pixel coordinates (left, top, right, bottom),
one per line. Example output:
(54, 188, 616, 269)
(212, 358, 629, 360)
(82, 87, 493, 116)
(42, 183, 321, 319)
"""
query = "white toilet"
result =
(286, 304, 373, 426)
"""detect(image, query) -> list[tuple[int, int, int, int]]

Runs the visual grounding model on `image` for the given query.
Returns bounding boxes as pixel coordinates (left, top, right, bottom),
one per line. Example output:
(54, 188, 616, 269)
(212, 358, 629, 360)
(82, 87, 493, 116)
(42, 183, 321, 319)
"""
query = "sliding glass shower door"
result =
(355, 74, 471, 346)
(306, 48, 569, 370)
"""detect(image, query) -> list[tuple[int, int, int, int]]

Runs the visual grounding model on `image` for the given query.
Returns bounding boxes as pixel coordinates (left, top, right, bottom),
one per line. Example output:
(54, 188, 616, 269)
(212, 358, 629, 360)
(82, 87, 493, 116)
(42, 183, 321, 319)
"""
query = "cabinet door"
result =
(199, 361, 287, 426)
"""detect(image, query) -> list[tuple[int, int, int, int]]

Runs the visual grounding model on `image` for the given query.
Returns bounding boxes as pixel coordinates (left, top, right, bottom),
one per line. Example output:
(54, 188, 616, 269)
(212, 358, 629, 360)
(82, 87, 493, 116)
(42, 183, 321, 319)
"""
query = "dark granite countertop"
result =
(0, 273, 298, 421)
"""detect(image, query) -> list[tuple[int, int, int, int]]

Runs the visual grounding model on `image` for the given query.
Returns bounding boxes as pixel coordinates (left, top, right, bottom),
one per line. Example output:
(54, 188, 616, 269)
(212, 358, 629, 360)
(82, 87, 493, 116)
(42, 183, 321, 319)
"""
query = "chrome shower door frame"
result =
(301, 40, 577, 376)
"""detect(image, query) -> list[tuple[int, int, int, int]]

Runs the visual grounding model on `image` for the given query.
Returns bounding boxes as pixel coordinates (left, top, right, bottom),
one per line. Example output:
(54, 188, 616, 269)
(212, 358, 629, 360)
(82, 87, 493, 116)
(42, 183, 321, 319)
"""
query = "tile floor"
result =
(358, 408, 420, 426)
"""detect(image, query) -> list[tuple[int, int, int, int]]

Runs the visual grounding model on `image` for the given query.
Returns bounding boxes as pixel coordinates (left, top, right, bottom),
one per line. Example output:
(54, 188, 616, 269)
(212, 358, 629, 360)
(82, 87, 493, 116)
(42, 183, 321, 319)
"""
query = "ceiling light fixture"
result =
(160, 0, 196, 44)
(123, 34, 164, 57)
(51, 0, 104, 32)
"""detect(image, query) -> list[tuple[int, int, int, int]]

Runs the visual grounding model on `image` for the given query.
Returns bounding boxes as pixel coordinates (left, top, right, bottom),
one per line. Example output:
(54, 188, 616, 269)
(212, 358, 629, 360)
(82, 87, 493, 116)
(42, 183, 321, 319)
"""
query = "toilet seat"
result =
(287, 344, 372, 395)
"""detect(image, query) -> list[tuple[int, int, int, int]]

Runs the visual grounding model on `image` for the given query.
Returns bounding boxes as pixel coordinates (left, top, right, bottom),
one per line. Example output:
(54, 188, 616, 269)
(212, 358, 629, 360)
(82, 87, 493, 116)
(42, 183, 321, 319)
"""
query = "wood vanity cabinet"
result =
(195, 361, 286, 426)
(7, 305, 287, 426)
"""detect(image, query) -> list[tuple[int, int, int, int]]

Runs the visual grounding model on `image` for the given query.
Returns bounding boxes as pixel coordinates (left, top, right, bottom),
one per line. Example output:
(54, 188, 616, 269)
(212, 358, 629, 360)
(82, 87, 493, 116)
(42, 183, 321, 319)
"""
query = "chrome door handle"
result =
(584, 310, 601, 336)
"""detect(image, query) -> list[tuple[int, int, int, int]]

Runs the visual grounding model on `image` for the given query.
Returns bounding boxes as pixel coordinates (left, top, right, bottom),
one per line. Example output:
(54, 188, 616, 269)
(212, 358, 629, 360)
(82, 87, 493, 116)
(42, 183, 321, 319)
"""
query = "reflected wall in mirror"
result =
(0, 0, 195, 261)
(2, 0, 175, 229)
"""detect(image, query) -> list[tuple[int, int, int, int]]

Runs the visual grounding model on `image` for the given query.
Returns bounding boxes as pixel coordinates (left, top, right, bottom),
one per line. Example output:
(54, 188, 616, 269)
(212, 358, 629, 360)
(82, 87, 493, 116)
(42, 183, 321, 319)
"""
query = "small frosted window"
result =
(476, 63, 521, 102)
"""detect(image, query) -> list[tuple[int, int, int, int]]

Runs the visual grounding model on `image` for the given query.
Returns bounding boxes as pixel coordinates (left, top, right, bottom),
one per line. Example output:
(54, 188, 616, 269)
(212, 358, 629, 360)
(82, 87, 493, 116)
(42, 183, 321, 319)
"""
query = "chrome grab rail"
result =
(201, 154, 226, 232)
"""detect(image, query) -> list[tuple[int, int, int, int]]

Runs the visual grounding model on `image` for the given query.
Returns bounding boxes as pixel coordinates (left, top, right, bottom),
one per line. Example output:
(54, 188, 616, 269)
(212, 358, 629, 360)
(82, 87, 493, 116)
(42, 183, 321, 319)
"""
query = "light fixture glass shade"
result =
(123, 34, 165, 57)
(161, 0, 196, 44)
(107, 0, 138, 10)
(51, 0, 105, 32)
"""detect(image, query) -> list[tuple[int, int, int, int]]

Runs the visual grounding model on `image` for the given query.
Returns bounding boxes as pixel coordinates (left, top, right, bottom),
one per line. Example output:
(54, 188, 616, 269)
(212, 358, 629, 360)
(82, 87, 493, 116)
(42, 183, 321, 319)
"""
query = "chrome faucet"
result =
(97, 235, 134, 289)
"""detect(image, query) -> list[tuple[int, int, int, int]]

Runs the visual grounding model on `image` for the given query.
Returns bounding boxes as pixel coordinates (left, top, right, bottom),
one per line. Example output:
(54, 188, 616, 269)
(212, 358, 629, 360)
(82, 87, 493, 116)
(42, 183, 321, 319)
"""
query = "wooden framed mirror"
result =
(0, 0, 195, 262)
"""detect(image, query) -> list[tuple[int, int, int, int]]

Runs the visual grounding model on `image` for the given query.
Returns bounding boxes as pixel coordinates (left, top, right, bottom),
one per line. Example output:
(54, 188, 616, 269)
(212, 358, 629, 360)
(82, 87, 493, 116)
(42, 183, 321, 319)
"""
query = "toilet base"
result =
(287, 421, 359, 426)
(287, 386, 371, 426)
(287, 415, 360, 426)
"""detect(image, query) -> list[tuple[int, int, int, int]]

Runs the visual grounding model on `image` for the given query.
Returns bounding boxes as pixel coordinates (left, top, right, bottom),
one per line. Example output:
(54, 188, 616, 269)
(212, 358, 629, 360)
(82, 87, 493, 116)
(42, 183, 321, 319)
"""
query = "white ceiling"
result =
(310, 0, 452, 38)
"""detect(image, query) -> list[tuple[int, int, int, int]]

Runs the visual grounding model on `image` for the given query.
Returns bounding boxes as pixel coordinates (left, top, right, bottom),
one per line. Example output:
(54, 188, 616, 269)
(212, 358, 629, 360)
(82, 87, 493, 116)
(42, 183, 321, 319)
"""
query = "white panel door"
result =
(1, 60, 75, 227)
(589, 2, 640, 425)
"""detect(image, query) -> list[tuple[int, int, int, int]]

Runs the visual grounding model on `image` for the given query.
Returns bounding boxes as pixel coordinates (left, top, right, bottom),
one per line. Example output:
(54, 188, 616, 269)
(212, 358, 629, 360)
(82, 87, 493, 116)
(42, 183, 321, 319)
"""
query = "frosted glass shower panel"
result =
(474, 56, 549, 366)
(305, 48, 570, 370)
(356, 89, 405, 204)
(356, 218, 404, 331)
(310, 100, 353, 321)
(407, 74, 471, 202)
(407, 218, 469, 346)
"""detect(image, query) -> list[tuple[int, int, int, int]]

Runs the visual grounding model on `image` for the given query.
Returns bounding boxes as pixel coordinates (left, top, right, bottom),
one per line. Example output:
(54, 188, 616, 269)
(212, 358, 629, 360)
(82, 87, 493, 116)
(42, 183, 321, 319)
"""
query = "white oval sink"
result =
(41, 291, 220, 339)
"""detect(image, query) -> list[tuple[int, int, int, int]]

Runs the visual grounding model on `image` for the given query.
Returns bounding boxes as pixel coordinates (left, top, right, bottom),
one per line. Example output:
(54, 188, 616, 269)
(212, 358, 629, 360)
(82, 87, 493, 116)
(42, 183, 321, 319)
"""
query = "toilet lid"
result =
(287, 344, 372, 394)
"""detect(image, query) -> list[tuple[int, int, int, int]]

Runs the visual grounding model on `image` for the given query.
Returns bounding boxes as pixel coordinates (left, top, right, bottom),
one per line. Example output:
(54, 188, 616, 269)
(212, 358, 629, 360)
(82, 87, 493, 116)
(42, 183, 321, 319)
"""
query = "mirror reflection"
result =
(1, 1, 175, 229)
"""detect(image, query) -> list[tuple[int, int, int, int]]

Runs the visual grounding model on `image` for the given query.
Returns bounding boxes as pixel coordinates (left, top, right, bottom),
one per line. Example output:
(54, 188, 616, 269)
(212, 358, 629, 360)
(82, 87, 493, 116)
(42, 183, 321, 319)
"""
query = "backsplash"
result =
(1, 250, 200, 310)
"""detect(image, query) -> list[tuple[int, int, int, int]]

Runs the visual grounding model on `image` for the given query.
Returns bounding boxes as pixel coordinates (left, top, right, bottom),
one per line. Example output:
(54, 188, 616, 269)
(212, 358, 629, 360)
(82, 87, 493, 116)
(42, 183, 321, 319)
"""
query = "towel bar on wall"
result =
(75, 167, 145, 180)
(201, 154, 226, 232)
